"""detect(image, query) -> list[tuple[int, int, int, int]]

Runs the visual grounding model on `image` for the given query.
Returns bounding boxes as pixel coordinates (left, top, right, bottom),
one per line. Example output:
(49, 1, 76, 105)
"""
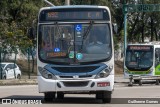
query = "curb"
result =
(0, 79, 37, 86)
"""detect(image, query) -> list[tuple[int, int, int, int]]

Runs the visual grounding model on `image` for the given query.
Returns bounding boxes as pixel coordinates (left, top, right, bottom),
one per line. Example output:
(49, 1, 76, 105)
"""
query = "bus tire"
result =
(128, 83, 133, 87)
(57, 92, 64, 99)
(156, 80, 159, 85)
(96, 91, 111, 103)
(44, 92, 55, 102)
(139, 80, 142, 86)
(102, 91, 111, 103)
(134, 80, 139, 84)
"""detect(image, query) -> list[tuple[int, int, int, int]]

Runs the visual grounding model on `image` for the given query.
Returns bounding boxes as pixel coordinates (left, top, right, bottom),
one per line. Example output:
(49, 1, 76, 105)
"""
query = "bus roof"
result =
(39, 5, 110, 12)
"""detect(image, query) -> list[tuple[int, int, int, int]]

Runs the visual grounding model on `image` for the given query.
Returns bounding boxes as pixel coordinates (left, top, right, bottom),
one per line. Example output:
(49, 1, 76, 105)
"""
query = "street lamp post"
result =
(123, 0, 128, 51)
(44, 0, 55, 6)
(28, 47, 30, 79)
(65, 0, 70, 5)
(0, 41, 2, 79)
(123, 0, 128, 81)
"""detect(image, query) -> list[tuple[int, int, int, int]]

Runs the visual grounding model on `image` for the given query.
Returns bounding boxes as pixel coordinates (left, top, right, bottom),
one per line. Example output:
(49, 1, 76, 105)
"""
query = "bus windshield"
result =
(38, 23, 111, 64)
(125, 45, 153, 70)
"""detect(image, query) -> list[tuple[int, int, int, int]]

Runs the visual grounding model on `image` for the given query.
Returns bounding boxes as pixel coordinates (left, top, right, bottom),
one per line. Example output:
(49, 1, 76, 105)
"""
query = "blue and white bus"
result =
(37, 5, 115, 103)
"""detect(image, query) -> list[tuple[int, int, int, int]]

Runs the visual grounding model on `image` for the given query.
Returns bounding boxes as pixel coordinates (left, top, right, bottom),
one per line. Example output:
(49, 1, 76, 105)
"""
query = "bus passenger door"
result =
(155, 48, 160, 75)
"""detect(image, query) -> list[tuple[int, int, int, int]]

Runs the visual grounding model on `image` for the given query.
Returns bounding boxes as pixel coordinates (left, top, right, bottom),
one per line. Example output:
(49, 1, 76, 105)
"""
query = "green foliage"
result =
(0, 0, 43, 61)
(1, 0, 160, 58)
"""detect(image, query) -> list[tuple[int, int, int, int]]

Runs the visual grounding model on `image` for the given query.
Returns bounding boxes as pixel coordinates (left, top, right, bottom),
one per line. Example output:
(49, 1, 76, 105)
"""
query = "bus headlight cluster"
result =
(38, 66, 57, 80)
(95, 65, 113, 79)
(149, 68, 153, 73)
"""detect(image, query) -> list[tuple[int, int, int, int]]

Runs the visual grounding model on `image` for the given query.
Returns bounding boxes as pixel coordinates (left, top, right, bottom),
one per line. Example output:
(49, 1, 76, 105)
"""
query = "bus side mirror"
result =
(27, 27, 35, 39)
(112, 23, 118, 34)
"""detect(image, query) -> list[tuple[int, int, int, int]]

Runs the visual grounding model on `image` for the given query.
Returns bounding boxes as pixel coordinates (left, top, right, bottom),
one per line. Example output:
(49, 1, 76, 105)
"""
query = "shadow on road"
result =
(0, 95, 103, 104)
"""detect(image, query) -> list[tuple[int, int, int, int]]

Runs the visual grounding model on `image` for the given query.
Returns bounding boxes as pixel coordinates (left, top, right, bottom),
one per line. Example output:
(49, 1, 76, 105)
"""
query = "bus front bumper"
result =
(38, 75, 114, 93)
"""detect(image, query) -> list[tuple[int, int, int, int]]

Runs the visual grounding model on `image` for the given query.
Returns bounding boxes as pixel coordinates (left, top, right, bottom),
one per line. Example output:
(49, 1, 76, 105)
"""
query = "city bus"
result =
(124, 43, 160, 85)
(37, 5, 115, 103)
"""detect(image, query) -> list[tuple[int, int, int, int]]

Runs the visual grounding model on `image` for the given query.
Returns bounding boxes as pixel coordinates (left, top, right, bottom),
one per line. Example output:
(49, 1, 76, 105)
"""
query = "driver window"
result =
(88, 27, 103, 45)
(41, 26, 54, 51)
(11, 64, 17, 69)
(5, 64, 12, 70)
(155, 48, 160, 67)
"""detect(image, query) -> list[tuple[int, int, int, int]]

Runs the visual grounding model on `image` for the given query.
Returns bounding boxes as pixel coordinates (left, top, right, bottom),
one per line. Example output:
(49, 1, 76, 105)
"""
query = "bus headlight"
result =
(149, 68, 153, 73)
(95, 69, 110, 79)
(95, 65, 113, 79)
(38, 66, 57, 80)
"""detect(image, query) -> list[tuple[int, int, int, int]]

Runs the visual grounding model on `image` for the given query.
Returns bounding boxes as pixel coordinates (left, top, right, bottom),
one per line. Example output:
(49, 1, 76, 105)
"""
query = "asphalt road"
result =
(0, 83, 160, 107)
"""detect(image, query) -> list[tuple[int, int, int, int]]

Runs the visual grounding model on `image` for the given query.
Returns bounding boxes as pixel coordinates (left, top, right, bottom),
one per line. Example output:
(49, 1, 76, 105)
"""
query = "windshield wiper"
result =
(83, 21, 94, 40)
(55, 22, 62, 38)
(80, 21, 94, 50)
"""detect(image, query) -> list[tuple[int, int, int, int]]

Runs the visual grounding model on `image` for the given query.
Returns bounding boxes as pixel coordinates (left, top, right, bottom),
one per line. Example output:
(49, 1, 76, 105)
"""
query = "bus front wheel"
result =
(96, 91, 112, 103)
(134, 80, 139, 84)
(44, 92, 55, 102)
(57, 92, 64, 99)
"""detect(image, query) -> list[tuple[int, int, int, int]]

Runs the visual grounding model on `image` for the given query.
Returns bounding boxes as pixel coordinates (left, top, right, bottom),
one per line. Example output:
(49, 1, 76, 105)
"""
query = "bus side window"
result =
(155, 48, 160, 66)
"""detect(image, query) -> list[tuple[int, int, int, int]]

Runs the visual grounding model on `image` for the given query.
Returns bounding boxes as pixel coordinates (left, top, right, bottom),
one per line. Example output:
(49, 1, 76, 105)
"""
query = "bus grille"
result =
(62, 81, 89, 87)
(59, 75, 92, 79)
(52, 66, 99, 73)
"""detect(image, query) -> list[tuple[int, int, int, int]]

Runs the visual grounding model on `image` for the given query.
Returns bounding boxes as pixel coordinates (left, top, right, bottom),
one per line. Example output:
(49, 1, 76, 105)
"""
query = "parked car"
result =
(0, 62, 21, 79)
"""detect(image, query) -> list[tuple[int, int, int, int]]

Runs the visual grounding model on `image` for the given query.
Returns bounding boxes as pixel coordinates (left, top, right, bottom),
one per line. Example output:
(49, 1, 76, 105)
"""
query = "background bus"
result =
(124, 43, 160, 85)
(37, 5, 115, 103)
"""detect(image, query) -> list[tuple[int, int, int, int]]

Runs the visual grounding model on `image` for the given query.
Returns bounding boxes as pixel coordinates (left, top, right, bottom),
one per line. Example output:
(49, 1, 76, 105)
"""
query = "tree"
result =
(0, 0, 43, 77)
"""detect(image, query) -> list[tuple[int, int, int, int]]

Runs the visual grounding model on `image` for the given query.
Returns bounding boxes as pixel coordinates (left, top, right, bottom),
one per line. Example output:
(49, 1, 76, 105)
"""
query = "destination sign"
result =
(46, 11, 103, 20)
(128, 46, 152, 50)
(39, 8, 110, 21)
